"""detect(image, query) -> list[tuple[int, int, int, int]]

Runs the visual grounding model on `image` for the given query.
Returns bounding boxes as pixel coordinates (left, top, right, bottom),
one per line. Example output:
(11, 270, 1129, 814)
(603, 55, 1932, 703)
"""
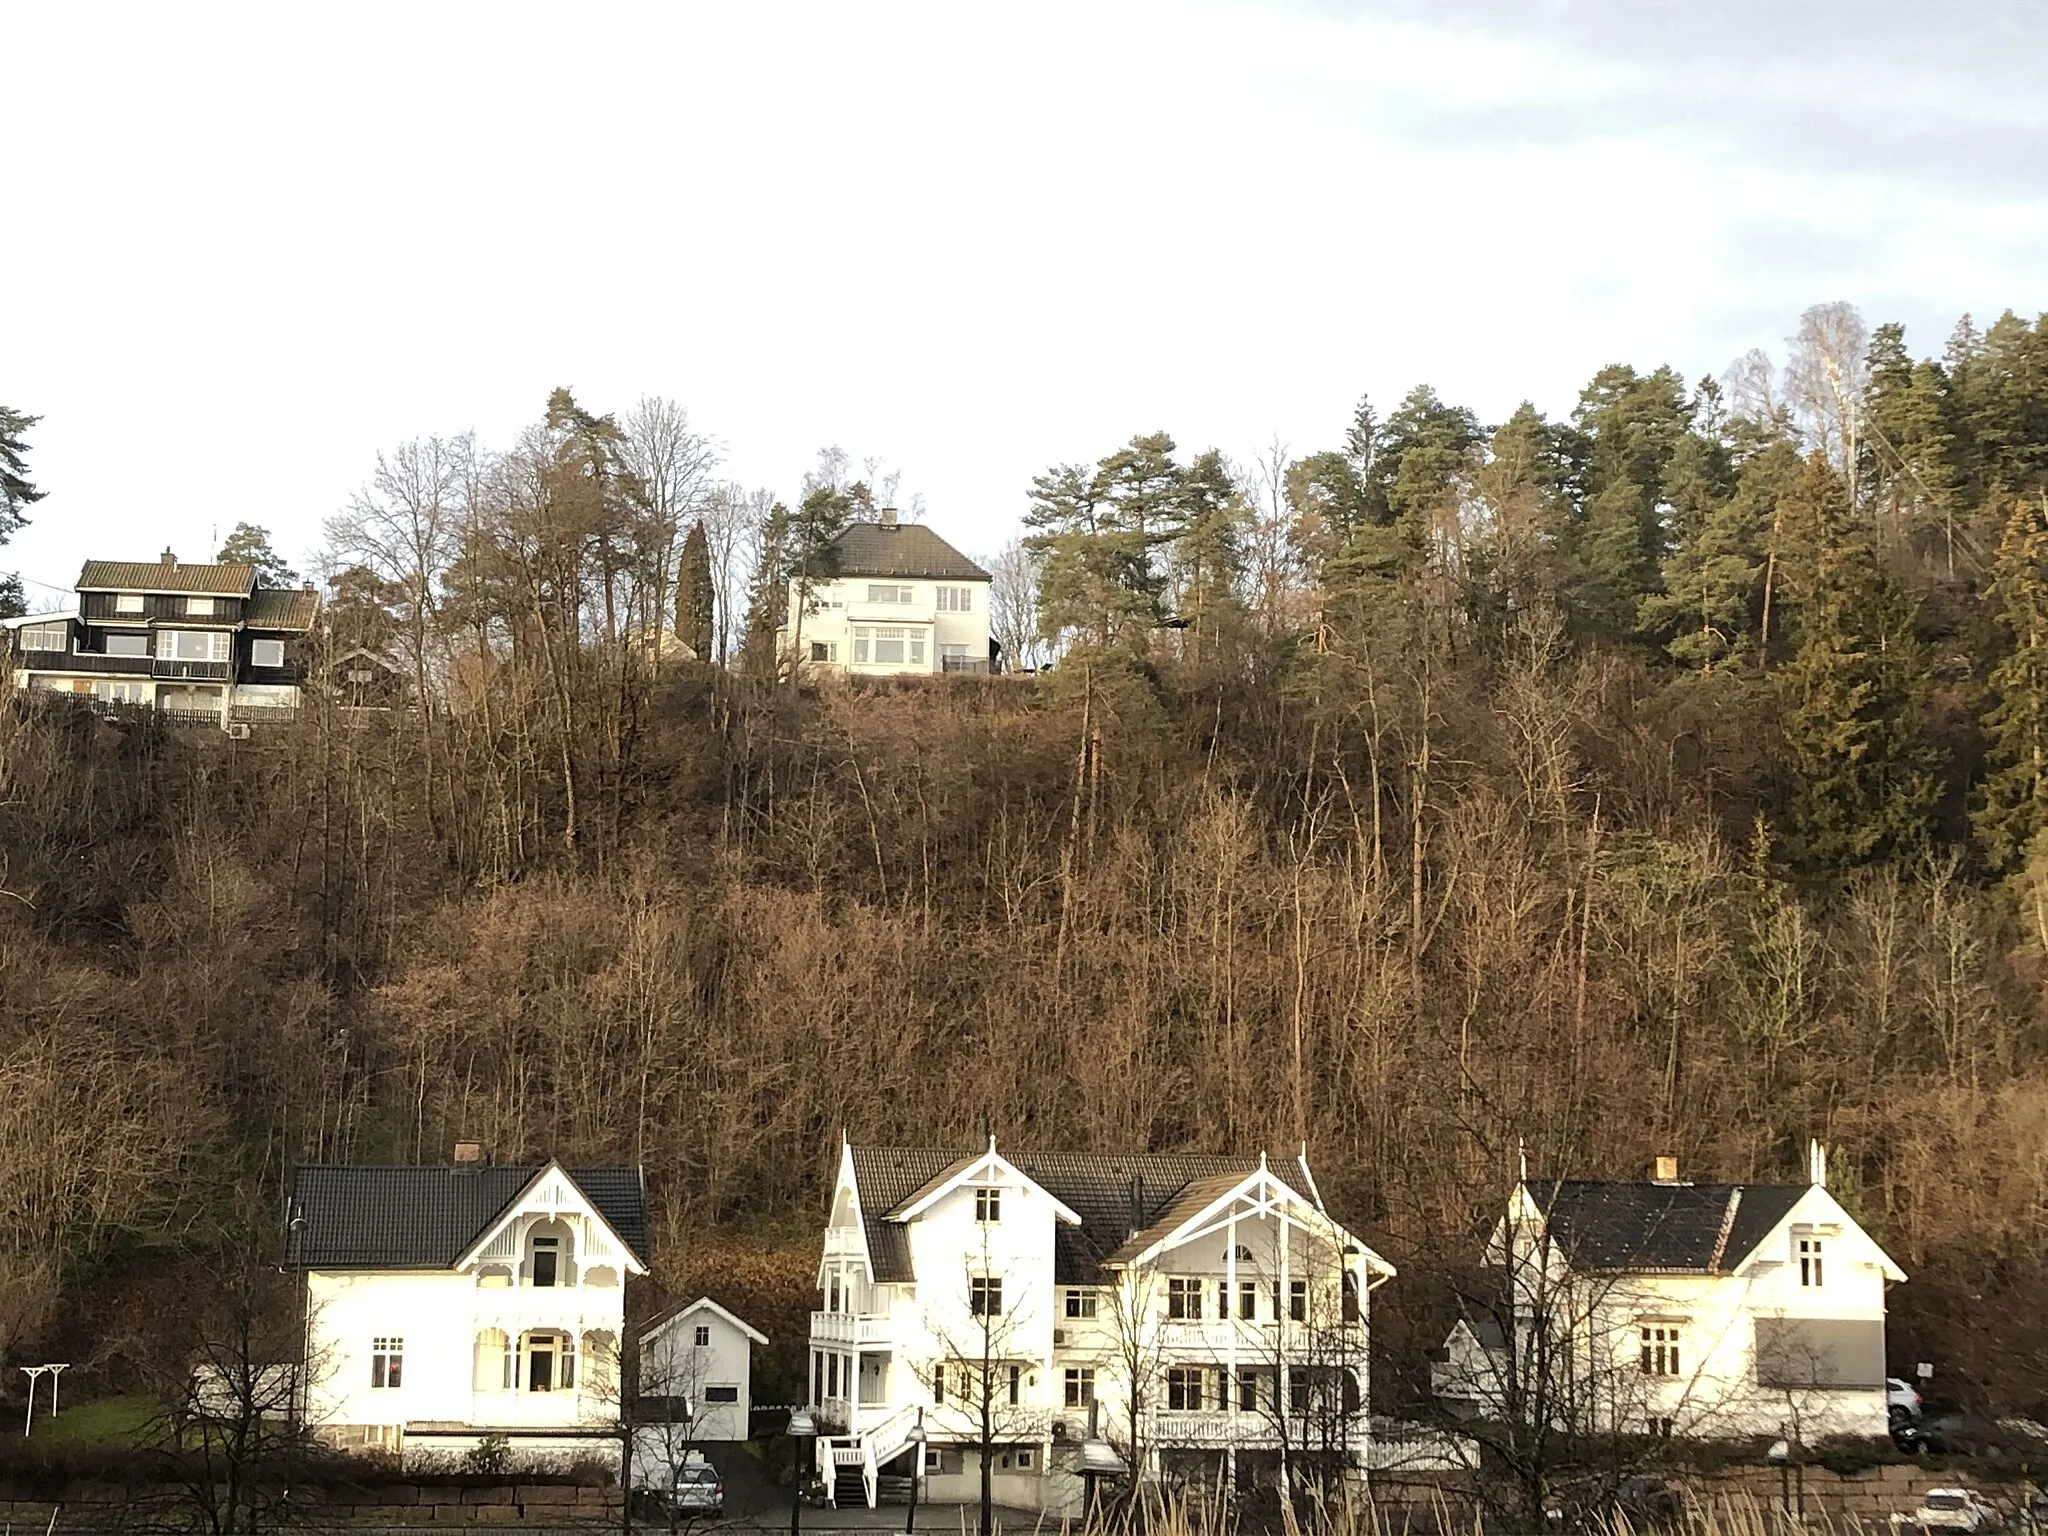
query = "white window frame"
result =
(872, 626, 906, 665)
(1168, 1277, 1201, 1321)
(1167, 1367, 1203, 1411)
(975, 1186, 1001, 1224)
(371, 1336, 404, 1389)
(1798, 1233, 1825, 1287)
(252, 638, 286, 668)
(936, 586, 973, 612)
(1063, 1367, 1095, 1407)
(1064, 1288, 1097, 1319)
(970, 1276, 1003, 1317)
(114, 593, 144, 615)
(185, 596, 216, 616)
(158, 629, 229, 663)
(703, 1384, 739, 1403)
(18, 624, 70, 652)
(694, 1325, 711, 1348)
(1639, 1325, 1682, 1377)
(866, 584, 914, 604)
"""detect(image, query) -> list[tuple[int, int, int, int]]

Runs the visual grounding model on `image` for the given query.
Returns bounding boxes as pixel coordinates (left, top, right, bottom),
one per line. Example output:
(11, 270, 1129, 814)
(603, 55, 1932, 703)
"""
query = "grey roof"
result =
(285, 1164, 650, 1270)
(815, 523, 991, 582)
(848, 1148, 1306, 1285)
(247, 587, 320, 632)
(1521, 1179, 1806, 1273)
(78, 559, 257, 596)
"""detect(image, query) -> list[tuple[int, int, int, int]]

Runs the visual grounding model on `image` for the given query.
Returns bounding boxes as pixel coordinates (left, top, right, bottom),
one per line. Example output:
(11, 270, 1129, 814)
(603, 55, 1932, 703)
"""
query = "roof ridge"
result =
(1707, 1187, 1742, 1271)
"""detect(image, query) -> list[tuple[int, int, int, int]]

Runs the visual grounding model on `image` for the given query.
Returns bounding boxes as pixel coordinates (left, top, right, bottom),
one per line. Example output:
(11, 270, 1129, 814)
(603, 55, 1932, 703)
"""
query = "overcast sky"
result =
(7, 0, 2043, 605)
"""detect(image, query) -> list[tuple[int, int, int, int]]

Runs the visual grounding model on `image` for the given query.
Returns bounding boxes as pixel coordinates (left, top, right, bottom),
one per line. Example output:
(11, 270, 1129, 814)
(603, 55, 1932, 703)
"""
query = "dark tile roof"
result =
(285, 1164, 650, 1270)
(77, 559, 257, 596)
(247, 587, 320, 631)
(849, 1148, 1302, 1285)
(1521, 1179, 1806, 1273)
(815, 524, 991, 582)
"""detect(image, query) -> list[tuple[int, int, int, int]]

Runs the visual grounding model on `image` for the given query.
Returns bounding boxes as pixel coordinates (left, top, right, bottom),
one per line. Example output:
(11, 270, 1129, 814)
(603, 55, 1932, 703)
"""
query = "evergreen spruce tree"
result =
(0, 404, 44, 543)
(0, 571, 24, 620)
(677, 519, 715, 661)
(1975, 494, 2048, 871)
(216, 522, 301, 587)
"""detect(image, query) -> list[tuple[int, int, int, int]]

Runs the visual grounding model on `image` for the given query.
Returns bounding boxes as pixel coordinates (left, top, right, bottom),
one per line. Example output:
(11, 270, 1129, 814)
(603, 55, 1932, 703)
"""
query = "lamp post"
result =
(788, 1407, 817, 1536)
(20, 1367, 48, 1437)
(904, 1412, 927, 1535)
(46, 1365, 67, 1419)
(1077, 1402, 1126, 1521)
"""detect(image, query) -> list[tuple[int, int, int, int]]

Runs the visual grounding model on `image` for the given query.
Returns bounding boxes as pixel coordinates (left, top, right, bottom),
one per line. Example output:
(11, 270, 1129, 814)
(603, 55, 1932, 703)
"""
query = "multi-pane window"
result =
(18, 624, 70, 652)
(1167, 1368, 1204, 1411)
(975, 1187, 1002, 1223)
(933, 1365, 946, 1404)
(1238, 1370, 1260, 1412)
(1640, 1326, 1682, 1376)
(1289, 1280, 1308, 1322)
(694, 1326, 712, 1347)
(970, 1277, 1003, 1317)
(1288, 1367, 1310, 1414)
(1799, 1236, 1825, 1287)
(866, 585, 914, 604)
(158, 629, 229, 662)
(1167, 1277, 1202, 1320)
(809, 641, 837, 663)
(1241, 1281, 1259, 1320)
(1007, 1365, 1022, 1406)
(936, 587, 973, 612)
(851, 626, 927, 665)
(1064, 1367, 1095, 1407)
(371, 1337, 404, 1388)
(1064, 1289, 1097, 1319)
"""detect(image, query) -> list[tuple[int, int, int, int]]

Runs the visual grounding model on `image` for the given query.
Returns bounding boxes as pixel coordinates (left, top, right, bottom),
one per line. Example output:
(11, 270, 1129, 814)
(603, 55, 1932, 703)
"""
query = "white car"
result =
(1890, 1376, 1924, 1421)
(1912, 1489, 1999, 1533)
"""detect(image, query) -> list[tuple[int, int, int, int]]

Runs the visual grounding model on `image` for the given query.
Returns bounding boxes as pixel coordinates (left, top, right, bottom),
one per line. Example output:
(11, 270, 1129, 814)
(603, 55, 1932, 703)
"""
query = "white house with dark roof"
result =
(776, 511, 994, 676)
(631, 1297, 768, 1486)
(4, 549, 318, 727)
(1437, 1143, 1904, 1442)
(285, 1153, 650, 1466)
(809, 1136, 1393, 1511)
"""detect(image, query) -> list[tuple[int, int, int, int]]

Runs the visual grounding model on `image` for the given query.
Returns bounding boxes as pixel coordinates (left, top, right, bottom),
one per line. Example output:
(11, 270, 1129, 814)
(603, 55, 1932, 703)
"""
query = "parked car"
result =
(1890, 1377, 1925, 1423)
(634, 1463, 724, 1521)
(1910, 1488, 2001, 1533)
(1895, 1414, 2005, 1457)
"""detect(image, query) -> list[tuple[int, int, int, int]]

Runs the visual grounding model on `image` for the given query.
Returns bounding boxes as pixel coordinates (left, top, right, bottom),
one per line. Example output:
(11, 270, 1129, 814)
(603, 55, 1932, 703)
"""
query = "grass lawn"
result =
(33, 1394, 157, 1447)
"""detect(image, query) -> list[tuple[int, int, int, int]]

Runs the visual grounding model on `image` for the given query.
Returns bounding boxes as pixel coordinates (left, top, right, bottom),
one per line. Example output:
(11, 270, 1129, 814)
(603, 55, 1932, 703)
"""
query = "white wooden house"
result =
(285, 1154, 650, 1467)
(1435, 1143, 1905, 1442)
(808, 1136, 1393, 1512)
(631, 1297, 767, 1487)
(777, 512, 994, 677)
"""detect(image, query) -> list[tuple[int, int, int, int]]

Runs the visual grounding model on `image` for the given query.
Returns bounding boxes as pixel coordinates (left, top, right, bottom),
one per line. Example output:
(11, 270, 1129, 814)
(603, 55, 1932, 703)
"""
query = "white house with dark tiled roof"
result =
(1436, 1142, 1904, 1442)
(808, 1136, 1393, 1512)
(776, 511, 994, 677)
(3, 548, 318, 727)
(285, 1152, 649, 1466)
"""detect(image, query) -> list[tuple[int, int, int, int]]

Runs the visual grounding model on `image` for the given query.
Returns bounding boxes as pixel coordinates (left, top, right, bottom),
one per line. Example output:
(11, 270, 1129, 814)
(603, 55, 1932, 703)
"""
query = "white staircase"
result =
(816, 1403, 925, 1509)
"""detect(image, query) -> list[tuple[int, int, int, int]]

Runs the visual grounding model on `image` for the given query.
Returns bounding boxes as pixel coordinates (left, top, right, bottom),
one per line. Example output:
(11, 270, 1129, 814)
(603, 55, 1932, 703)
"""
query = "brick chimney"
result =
(1653, 1155, 1680, 1183)
(160, 547, 177, 566)
(879, 506, 899, 528)
(453, 1140, 484, 1166)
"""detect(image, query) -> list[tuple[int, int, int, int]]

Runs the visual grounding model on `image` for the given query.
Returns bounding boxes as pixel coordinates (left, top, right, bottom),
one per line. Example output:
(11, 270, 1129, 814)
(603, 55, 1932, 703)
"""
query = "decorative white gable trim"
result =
(1118, 1165, 1395, 1280)
(820, 1138, 877, 1286)
(455, 1160, 648, 1276)
(1731, 1184, 1907, 1281)
(888, 1143, 1083, 1226)
(643, 1296, 769, 1347)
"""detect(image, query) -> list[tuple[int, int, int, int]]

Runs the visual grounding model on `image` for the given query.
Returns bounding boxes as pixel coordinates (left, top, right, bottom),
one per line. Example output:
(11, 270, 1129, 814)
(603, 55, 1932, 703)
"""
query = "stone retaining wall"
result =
(0, 1479, 622, 1527)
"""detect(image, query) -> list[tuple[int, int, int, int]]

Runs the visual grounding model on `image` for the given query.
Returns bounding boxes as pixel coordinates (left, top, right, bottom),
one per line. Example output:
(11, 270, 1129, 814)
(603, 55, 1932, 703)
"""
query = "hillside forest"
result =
(3, 302, 2048, 1417)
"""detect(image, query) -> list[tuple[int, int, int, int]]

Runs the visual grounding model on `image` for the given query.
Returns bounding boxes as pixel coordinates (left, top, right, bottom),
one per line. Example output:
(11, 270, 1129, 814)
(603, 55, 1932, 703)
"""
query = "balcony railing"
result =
(153, 659, 231, 681)
(940, 656, 991, 675)
(14, 649, 153, 675)
(810, 1311, 892, 1348)
(1152, 1410, 1367, 1450)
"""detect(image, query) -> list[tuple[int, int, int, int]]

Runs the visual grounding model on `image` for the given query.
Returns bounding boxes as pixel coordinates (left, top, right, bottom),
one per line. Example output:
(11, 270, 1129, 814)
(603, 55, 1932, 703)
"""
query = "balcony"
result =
(845, 603, 936, 624)
(941, 656, 990, 675)
(153, 659, 231, 681)
(14, 649, 152, 675)
(1152, 1411, 1365, 1451)
(811, 1311, 893, 1348)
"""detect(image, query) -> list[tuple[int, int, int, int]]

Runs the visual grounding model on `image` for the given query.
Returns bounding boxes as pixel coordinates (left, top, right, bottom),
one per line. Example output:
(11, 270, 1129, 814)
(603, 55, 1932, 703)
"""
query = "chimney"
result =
(160, 548, 178, 567)
(879, 506, 899, 529)
(1128, 1174, 1146, 1240)
(453, 1140, 483, 1166)
(1807, 1139, 1827, 1188)
(1653, 1155, 1679, 1183)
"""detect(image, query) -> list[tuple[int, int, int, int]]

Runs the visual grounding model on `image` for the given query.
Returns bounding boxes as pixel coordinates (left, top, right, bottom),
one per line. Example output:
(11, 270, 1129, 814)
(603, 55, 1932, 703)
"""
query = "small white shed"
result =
(636, 1297, 767, 1450)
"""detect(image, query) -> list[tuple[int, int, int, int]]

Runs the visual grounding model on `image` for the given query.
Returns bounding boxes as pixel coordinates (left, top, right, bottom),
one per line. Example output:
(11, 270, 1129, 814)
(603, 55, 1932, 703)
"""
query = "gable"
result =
(458, 1162, 648, 1274)
(641, 1296, 769, 1348)
(1725, 1185, 1907, 1280)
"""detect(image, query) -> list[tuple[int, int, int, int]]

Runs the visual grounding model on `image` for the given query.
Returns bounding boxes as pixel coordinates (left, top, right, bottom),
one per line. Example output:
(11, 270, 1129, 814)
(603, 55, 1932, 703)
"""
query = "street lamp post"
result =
(788, 1408, 817, 1536)
(904, 1411, 928, 1535)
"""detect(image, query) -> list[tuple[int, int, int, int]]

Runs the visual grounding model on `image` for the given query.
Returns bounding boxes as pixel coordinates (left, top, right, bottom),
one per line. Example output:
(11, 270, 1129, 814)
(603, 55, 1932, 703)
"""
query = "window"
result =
(1288, 1367, 1309, 1414)
(371, 1337, 404, 1389)
(936, 587, 973, 612)
(1289, 1280, 1307, 1322)
(933, 1365, 946, 1404)
(1640, 1326, 1682, 1376)
(158, 629, 228, 662)
(853, 631, 870, 663)
(252, 638, 285, 668)
(909, 633, 926, 664)
(531, 1236, 560, 1288)
(18, 624, 69, 652)
(705, 1385, 740, 1403)
(1014, 1450, 1033, 1470)
(115, 594, 144, 614)
(809, 641, 837, 663)
(923, 1447, 943, 1474)
(1167, 1368, 1204, 1411)
(1168, 1277, 1202, 1320)
(828, 1274, 842, 1311)
(1007, 1364, 1021, 1406)
(1799, 1236, 1825, 1287)
(694, 1325, 712, 1347)
(1064, 1367, 1095, 1407)
(107, 633, 148, 657)
(828, 1354, 840, 1397)
(1241, 1281, 1259, 1320)
(976, 1187, 1002, 1224)
(186, 597, 216, 616)
(874, 627, 906, 664)
(1648, 1416, 1674, 1438)
(1341, 1271, 1361, 1323)
(970, 1277, 1003, 1317)
(1238, 1370, 1260, 1413)
(1217, 1280, 1231, 1317)
(1064, 1289, 1097, 1320)
(866, 585, 914, 604)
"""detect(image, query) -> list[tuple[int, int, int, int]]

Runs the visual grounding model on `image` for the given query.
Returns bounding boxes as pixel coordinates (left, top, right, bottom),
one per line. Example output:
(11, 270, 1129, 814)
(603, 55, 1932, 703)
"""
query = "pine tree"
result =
(217, 522, 301, 587)
(1975, 494, 2048, 871)
(677, 519, 715, 661)
(0, 571, 24, 620)
(1642, 440, 1788, 669)
(0, 405, 44, 542)
(1554, 365, 1693, 642)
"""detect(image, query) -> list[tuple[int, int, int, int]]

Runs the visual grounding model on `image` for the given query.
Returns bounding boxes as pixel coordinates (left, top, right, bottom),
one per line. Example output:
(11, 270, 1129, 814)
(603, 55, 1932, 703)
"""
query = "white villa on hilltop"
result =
(777, 511, 994, 677)
(808, 1136, 1394, 1512)
(285, 1151, 650, 1466)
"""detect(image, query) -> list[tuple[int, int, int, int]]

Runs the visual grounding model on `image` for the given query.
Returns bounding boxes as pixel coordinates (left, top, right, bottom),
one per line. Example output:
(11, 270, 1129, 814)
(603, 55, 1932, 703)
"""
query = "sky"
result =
(6, 0, 2044, 607)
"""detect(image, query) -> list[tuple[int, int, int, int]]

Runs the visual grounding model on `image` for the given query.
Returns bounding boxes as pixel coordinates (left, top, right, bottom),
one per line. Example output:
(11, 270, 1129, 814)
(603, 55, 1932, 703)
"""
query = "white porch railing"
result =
(1152, 1412, 1368, 1451)
(816, 1400, 927, 1509)
(809, 1311, 894, 1348)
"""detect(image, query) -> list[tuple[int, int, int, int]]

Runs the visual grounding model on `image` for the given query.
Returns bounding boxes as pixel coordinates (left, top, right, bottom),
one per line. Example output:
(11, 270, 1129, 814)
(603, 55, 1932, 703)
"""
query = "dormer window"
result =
(975, 1187, 1002, 1224)
(115, 594, 143, 615)
(1799, 1235, 1824, 1287)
